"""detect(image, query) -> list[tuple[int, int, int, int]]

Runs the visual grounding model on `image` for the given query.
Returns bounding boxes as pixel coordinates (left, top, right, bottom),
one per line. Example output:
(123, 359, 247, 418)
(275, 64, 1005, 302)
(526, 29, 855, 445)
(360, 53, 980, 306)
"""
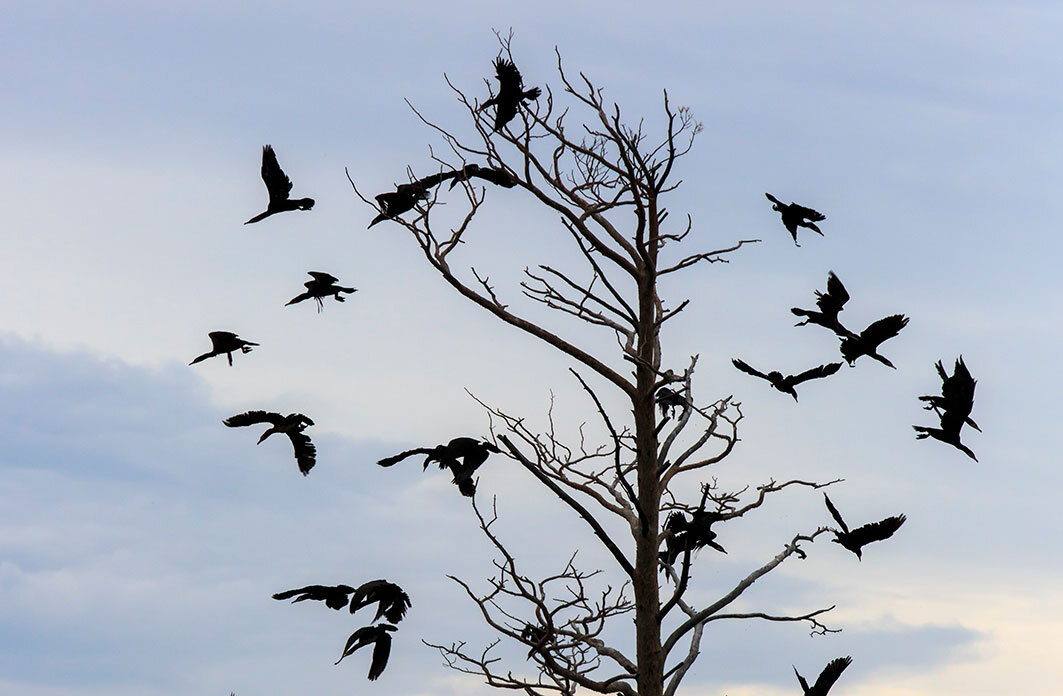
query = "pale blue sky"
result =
(1, 2, 1060, 695)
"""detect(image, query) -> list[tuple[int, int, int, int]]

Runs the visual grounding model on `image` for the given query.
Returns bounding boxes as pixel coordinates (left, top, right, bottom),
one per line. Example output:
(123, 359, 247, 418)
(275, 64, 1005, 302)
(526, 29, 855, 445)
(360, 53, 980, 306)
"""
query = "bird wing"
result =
(849, 515, 906, 546)
(288, 431, 316, 475)
(223, 410, 284, 428)
(335, 626, 374, 665)
(732, 358, 769, 381)
(817, 272, 850, 311)
(377, 447, 435, 467)
(859, 314, 909, 347)
(664, 511, 688, 533)
(349, 579, 385, 615)
(367, 628, 394, 681)
(789, 362, 842, 385)
(811, 656, 852, 694)
(308, 271, 339, 284)
(470, 166, 518, 188)
(793, 666, 811, 694)
(379, 584, 411, 623)
(272, 585, 328, 601)
(793, 203, 825, 222)
(415, 170, 460, 190)
(208, 331, 237, 343)
(260, 145, 293, 204)
(286, 292, 313, 306)
(494, 57, 522, 91)
(943, 356, 976, 406)
(823, 494, 849, 534)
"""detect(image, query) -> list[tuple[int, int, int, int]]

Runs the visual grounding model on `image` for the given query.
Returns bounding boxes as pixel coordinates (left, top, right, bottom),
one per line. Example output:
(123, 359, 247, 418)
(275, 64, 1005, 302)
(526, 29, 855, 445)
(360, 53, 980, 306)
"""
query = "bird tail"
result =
(189, 352, 212, 365)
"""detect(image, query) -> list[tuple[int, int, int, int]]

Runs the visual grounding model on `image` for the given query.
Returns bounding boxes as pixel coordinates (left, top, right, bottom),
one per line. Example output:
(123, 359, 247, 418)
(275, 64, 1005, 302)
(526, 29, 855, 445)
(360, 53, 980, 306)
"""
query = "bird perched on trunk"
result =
(791, 271, 857, 338)
(223, 411, 316, 475)
(731, 359, 842, 401)
(919, 356, 979, 432)
(764, 193, 826, 246)
(245, 145, 314, 224)
(348, 580, 411, 624)
(481, 57, 541, 131)
(335, 624, 397, 680)
(823, 494, 905, 560)
(286, 271, 357, 312)
(272, 584, 355, 610)
(838, 314, 909, 368)
(189, 331, 258, 367)
(794, 656, 852, 696)
(378, 437, 500, 497)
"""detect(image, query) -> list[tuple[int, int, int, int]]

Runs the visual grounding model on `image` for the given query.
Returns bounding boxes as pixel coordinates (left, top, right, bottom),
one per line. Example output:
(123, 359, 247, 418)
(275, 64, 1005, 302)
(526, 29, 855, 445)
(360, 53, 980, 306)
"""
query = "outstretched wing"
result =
(367, 628, 393, 681)
(793, 204, 825, 222)
(811, 655, 852, 694)
(469, 166, 518, 188)
(223, 410, 283, 428)
(288, 431, 317, 475)
(859, 314, 909, 347)
(494, 57, 522, 92)
(789, 362, 842, 385)
(308, 271, 339, 284)
(731, 358, 768, 381)
(377, 447, 435, 467)
(823, 494, 849, 534)
(849, 515, 906, 547)
(260, 145, 293, 204)
(817, 272, 850, 312)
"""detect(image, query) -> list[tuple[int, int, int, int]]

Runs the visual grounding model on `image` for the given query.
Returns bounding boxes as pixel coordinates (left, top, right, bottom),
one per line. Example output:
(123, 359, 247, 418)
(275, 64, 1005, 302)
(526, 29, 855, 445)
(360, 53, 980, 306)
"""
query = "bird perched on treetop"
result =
(480, 57, 541, 131)
(765, 193, 826, 246)
(223, 411, 317, 475)
(189, 331, 258, 367)
(245, 145, 314, 224)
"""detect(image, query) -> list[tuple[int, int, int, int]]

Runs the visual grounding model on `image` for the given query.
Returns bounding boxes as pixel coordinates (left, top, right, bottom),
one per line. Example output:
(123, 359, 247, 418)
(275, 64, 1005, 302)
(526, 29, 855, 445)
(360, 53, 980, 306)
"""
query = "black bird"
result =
(731, 358, 842, 401)
(272, 584, 355, 610)
(919, 356, 979, 432)
(794, 656, 852, 696)
(656, 387, 688, 419)
(838, 314, 908, 369)
(286, 271, 357, 312)
(368, 170, 461, 228)
(824, 494, 906, 560)
(791, 272, 857, 338)
(335, 624, 397, 680)
(378, 437, 500, 497)
(764, 193, 826, 246)
(349, 580, 411, 624)
(913, 409, 978, 462)
(189, 331, 258, 367)
(245, 145, 315, 224)
(446, 163, 519, 189)
(481, 57, 541, 131)
(521, 623, 551, 658)
(223, 411, 316, 475)
(659, 510, 727, 566)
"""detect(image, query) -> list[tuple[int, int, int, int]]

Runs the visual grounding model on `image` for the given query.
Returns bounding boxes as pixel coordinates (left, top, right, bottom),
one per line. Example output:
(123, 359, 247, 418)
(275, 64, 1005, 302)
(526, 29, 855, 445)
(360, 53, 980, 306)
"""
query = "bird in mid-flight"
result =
(791, 271, 857, 338)
(919, 356, 979, 432)
(272, 584, 356, 610)
(446, 163, 519, 189)
(765, 193, 826, 246)
(349, 580, 411, 624)
(335, 624, 398, 680)
(913, 408, 978, 461)
(286, 271, 357, 312)
(481, 57, 541, 131)
(189, 331, 258, 367)
(838, 314, 909, 369)
(823, 494, 906, 560)
(223, 411, 316, 475)
(378, 437, 500, 497)
(658, 510, 727, 566)
(794, 656, 852, 696)
(245, 145, 315, 224)
(731, 359, 842, 401)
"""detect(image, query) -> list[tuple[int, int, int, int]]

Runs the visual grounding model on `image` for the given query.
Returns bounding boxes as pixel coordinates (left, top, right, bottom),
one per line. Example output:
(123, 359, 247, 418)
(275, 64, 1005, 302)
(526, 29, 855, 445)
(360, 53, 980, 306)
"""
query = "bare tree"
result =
(347, 35, 886, 696)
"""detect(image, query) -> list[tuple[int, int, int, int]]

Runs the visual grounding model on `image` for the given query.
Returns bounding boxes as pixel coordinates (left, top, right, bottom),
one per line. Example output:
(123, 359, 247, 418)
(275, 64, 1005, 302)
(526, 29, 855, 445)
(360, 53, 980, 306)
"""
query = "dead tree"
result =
(349, 36, 880, 696)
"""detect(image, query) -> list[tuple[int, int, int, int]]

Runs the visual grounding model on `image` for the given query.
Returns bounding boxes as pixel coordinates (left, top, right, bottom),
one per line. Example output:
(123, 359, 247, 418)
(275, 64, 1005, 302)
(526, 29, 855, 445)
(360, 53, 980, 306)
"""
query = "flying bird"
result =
(838, 314, 909, 368)
(335, 624, 397, 680)
(764, 193, 826, 246)
(794, 656, 852, 696)
(919, 356, 979, 432)
(189, 331, 258, 367)
(791, 272, 857, 338)
(286, 271, 357, 312)
(913, 409, 978, 462)
(378, 437, 500, 497)
(368, 170, 461, 228)
(731, 358, 842, 401)
(245, 145, 315, 224)
(824, 494, 906, 560)
(481, 57, 541, 131)
(349, 580, 411, 624)
(446, 163, 519, 189)
(223, 411, 317, 475)
(272, 584, 355, 610)
(659, 510, 727, 566)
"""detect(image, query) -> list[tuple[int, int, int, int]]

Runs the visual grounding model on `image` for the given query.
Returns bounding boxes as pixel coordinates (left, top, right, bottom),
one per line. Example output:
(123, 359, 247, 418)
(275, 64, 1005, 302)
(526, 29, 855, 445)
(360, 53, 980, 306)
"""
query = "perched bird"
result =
(794, 656, 852, 696)
(335, 624, 397, 680)
(272, 584, 355, 610)
(223, 411, 317, 475)
(189, 331, 258, 367)
(824, 494, 906, 560)
(286, 271, 357, 312)
(378, 437, 500, 497)
(791, 272, 857, 338)
(521, 623, 551, 658)
(245, 145, 315, 224)
(349, 580, 411, 624)
(656, 387, 688, 419)
(913, 409, 978, 462)
(919, 356, 979, 432)
(658, 510, 726, 566)
(765, 193, 826, 246)
(731, 358, 842, 401)
(838, 314, 909, 369)
(481, 57, 541, 131)
(446, 163, 519, 189)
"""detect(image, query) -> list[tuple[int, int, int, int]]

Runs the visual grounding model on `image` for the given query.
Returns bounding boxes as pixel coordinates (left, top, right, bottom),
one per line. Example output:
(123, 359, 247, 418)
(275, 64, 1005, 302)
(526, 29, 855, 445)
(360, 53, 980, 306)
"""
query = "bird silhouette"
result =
(731, 359, 842, 401)
(378, 437, 500, 497)
(824, 494, 906, 560)
(481, 57, 541, 131)
(913, 408, 978, 461)
(335, 624, 397, 680)
(794, 656, 852, 696)
(223, 411, 316, 475)
(368, 170, 461, 227)
(272, 584, 355, 610)
(919, 356, 979, 432)
(446, 163, 519, 189)
(791, 272, 857, 338)
(521, 623, 551, 658)
(189, 331, 258, 367)
(838, 314, 909, 368)
(286, 271, 357, 312)
(658, 510, 727, 565)
(245, 145, 314, 224)
(655, 387, 688, 419)
(764, 193, 825, 246)
(349, 580, 411, 624)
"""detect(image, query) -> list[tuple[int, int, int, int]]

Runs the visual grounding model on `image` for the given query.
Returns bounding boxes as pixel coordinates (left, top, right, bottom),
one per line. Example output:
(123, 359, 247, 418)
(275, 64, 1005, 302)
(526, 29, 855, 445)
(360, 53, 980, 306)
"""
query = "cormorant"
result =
(765, 193, 826, 246)
(223, 411, 317, 475)
(378, 437, 500, 497)
(349, 580, 411, 624)
(794, 656, 852, 696)
(791, 271, 857, 338)
(656, 387, 688, 419)
(919, 356, 979, 432)
(286, 271, 357, 312)
(335, 624, 397, 680)
(913, 408, 978, 462)
(824, 494, 906, 560)
(658, 510, 727, 566)
(446, 163, 519, 189)
(272, 584, 355, 610)
(521, 623, 551, 658)
(245, 145, 314, 224)
(731, 358, 842, 401)
(189, 331, 258, 367)
(838, 314, 909, 368)
(481, 58, 541, 131)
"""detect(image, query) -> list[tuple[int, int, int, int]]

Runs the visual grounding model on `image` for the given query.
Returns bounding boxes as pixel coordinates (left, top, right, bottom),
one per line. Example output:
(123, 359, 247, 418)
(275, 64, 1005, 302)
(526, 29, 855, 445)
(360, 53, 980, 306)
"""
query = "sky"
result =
(1, 1, 1060, 694)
